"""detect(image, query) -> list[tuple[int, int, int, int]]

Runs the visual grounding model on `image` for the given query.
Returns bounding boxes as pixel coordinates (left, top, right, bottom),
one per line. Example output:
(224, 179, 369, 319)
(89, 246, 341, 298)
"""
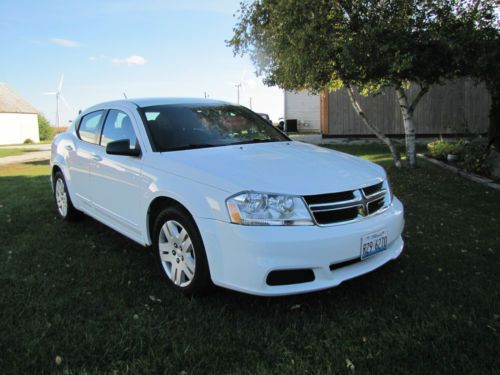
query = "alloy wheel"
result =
(158, 220, 196, 287)
(55, 178, 68, 217)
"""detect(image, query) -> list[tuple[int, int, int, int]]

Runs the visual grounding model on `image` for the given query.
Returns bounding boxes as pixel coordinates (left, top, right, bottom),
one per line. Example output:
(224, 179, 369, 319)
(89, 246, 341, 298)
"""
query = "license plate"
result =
(360, 230, 388, 260)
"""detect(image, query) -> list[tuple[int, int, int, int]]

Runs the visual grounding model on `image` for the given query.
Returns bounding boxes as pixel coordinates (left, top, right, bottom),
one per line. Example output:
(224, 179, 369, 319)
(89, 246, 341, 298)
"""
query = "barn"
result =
(0, 83, 40, 145)
(284, 78, 491, 136)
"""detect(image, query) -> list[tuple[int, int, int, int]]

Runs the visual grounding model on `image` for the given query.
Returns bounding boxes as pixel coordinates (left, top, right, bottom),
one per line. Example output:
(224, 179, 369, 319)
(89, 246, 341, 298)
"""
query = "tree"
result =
(228, 0, 498, 167)
(38, 114, 53, 141)
(452, 1, 500, 150)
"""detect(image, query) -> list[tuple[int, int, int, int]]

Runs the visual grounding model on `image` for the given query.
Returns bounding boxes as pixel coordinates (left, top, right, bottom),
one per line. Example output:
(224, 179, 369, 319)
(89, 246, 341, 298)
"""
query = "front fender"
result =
(141, 164, 232, 245)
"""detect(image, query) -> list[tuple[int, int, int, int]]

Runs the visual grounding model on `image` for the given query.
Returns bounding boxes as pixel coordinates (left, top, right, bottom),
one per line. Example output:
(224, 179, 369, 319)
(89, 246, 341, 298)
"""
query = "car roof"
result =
(131, 97, 230, 107)
(83, 97, 232, 113)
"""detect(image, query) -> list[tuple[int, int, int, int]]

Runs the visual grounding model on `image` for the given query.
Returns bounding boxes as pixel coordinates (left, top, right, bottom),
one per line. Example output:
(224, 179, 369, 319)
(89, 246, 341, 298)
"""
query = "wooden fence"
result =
(326, 79, 491, 136)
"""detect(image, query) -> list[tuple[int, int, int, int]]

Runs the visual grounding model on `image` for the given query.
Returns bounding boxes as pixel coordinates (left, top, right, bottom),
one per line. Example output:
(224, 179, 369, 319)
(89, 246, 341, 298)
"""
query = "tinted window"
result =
(140, 104, 288, 152)
(101, 110, 137, 149)
(78, 111, 104, 143)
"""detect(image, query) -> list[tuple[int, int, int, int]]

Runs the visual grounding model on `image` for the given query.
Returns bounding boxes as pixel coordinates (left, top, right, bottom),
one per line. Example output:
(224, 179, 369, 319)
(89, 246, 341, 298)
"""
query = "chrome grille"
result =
(304, 181, 389, 225)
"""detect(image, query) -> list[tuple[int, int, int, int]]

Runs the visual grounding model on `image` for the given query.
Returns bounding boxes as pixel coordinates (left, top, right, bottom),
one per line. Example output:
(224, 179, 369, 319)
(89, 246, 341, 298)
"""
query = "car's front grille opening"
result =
(266, 269, 315, 286)
(303, 191, 355, 205)
(313, 206, 359, 224)
(368, 197, 385, 215)
(329, 258, 361, 271)
(362, 182, 383, 197)
(304, 181, 387, 225)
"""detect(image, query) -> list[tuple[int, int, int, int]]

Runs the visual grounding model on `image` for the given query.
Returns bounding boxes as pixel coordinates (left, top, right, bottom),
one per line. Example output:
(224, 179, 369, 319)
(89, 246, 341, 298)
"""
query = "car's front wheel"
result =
(53, 171, 82, 221)
(152, 206, 212, 295)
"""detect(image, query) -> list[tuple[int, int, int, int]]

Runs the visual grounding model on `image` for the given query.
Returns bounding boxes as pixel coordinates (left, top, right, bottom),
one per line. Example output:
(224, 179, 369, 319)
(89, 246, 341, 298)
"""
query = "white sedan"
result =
(51, 98, 404, 296)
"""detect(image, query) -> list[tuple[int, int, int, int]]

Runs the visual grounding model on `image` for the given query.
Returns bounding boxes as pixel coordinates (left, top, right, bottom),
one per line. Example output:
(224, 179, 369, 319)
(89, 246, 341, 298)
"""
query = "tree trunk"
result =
(346, 85, 401, 168)
(395, 85, 429, 168)
(487, 86, 500, 151)
(395, 87, 417, 167)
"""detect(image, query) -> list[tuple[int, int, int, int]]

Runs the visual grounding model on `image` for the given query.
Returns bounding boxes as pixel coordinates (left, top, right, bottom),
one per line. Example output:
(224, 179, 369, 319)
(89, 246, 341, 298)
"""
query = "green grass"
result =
(1, 148, 499, 374)
(0, 148, 41, 158)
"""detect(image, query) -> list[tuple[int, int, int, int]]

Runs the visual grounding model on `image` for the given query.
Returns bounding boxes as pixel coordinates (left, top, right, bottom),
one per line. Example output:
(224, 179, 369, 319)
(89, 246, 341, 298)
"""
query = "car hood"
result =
(149, 141, 386, 195)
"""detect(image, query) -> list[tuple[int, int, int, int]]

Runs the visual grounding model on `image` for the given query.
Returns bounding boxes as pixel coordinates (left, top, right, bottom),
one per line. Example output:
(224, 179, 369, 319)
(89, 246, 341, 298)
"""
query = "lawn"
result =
(0, 148, 41, 158)
(0, 146, 499, 374)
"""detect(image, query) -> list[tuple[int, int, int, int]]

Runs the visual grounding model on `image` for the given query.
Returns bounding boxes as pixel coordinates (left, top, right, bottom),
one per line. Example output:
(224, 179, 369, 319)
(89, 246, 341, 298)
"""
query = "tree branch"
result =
(346, 84, 401, 167)
(409, 84, 429, 114)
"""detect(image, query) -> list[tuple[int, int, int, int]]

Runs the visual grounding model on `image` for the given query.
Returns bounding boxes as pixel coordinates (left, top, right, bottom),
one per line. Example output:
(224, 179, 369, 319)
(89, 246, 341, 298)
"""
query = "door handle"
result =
(64, 145, 73, 151)
(91, 153, 102, 162)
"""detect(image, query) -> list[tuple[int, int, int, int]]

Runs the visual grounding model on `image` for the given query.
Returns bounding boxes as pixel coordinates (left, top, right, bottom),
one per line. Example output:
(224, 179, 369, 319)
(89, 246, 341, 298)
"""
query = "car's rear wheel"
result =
(152, 206, 212, 295)
(53, 171, 82, 221)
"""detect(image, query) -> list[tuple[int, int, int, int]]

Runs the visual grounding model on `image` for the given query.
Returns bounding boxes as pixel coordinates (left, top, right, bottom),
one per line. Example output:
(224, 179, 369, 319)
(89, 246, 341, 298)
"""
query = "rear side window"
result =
(100, 110, 138, 149)
(78, 111, 104, 144)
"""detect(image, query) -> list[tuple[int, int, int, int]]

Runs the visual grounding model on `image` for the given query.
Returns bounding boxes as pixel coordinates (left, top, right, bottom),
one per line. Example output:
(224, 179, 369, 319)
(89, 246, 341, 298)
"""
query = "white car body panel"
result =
(51, 98, 405, 296)
(150, 141, 385, 195)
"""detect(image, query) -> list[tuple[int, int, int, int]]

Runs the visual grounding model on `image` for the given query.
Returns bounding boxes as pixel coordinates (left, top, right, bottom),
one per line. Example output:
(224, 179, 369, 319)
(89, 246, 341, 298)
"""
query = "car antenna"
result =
(123, 92, 128, 99)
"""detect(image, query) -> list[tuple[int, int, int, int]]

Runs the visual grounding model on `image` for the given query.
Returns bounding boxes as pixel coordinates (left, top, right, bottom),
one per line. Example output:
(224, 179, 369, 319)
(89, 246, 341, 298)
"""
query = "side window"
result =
(100, 110, 138, 149)
(78, 111, 104, 143)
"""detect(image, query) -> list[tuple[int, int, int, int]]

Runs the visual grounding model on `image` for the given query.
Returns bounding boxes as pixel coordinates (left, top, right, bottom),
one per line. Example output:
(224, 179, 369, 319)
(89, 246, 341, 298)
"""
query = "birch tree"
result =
(228, 0, 498, 167)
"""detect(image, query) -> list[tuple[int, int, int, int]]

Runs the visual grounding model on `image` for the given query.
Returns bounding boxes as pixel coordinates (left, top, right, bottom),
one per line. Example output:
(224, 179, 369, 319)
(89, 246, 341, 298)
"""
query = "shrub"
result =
(462, 137, 492, 176)
(38, 114, 53, 141)
(23, 138, 34, 144)
(427, 139, 466, 161)
(427, 139, 454, 160)
(449, 140, 466, 158)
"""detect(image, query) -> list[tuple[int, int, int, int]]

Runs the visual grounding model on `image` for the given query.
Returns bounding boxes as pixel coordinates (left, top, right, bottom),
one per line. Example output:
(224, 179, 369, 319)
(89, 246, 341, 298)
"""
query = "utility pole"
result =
(249, 97, 252, 109)
(235, 83, 242, 104)
(55, 92, 60, 128)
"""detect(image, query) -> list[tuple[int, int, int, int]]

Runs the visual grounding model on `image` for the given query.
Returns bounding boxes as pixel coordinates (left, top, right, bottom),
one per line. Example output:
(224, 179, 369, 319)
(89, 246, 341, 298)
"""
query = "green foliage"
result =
(447, 1, 500, 149)
(228, 1, 498, 95)
(427, 138, 465, 160)
(38, 114, 53, 141)
(462, 137, 492, 176)
(23, 138, 34, 144)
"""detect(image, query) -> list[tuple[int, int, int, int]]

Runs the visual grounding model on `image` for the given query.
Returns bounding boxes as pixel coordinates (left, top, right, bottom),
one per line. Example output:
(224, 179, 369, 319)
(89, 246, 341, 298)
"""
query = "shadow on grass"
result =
(23, 159, 50, 166)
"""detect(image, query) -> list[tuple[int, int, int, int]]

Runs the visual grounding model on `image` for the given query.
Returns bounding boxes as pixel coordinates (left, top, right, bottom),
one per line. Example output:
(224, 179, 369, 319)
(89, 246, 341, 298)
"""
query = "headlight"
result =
(226, 192, 314, 226)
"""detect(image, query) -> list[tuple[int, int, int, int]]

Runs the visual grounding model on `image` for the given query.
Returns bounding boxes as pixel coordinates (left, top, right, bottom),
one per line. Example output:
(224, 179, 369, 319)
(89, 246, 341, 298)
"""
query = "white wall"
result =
(0, 113, 40, 145)
(284, 91, 320, 131)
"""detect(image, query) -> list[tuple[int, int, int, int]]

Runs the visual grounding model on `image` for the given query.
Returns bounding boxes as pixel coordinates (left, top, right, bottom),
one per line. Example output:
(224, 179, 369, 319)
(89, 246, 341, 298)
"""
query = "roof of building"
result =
(0, 83, 38, 114)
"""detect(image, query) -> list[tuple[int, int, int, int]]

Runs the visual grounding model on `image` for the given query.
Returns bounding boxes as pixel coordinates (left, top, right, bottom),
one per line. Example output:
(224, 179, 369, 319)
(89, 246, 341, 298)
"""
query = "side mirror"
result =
(106, 139, 141, 157)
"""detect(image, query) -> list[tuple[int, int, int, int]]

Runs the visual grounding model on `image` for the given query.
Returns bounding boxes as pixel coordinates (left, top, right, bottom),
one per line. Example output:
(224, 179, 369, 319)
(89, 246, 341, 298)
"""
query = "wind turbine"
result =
(43, 75, 70, 128)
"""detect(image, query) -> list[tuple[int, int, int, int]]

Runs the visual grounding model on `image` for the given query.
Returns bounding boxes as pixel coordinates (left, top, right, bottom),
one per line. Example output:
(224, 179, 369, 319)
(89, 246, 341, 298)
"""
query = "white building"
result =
(284, 91, 320, 132)
(0, 83, 39, 145)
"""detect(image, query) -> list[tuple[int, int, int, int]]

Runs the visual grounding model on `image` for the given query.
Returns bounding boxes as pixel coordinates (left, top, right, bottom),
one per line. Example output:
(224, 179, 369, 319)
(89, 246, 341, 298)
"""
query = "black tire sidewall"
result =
(152, 206, 211, 295)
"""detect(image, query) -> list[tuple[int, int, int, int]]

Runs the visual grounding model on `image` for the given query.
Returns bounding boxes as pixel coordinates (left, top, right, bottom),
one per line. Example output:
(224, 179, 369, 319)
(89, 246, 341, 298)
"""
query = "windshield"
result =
(140, 104, 289, 152)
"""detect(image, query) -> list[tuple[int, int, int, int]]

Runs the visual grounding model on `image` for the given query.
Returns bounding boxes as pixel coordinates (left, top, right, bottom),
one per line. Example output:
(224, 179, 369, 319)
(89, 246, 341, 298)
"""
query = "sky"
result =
(0, 0, 284, 126)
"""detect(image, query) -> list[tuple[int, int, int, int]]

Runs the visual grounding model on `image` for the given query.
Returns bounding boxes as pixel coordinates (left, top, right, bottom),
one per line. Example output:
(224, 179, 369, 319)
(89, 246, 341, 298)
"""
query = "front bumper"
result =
(197, 197, 405, 296)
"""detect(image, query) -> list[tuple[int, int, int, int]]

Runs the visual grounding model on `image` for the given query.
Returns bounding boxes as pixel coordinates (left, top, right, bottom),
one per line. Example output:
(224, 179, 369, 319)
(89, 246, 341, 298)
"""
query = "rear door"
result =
(89, 108, 144, 238)
(68, 110, 105, 211)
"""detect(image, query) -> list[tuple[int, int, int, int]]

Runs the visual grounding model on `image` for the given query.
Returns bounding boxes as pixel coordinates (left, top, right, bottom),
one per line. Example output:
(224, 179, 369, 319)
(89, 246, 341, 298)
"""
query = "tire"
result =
(152, 205, 212, 295)
(53, 171, 82, 221)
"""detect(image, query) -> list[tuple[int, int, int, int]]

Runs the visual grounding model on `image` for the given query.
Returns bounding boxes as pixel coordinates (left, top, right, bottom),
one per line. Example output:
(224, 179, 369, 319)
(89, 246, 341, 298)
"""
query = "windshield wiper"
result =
(162, 144, 217, 152)
(230, 138, 280, 146)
